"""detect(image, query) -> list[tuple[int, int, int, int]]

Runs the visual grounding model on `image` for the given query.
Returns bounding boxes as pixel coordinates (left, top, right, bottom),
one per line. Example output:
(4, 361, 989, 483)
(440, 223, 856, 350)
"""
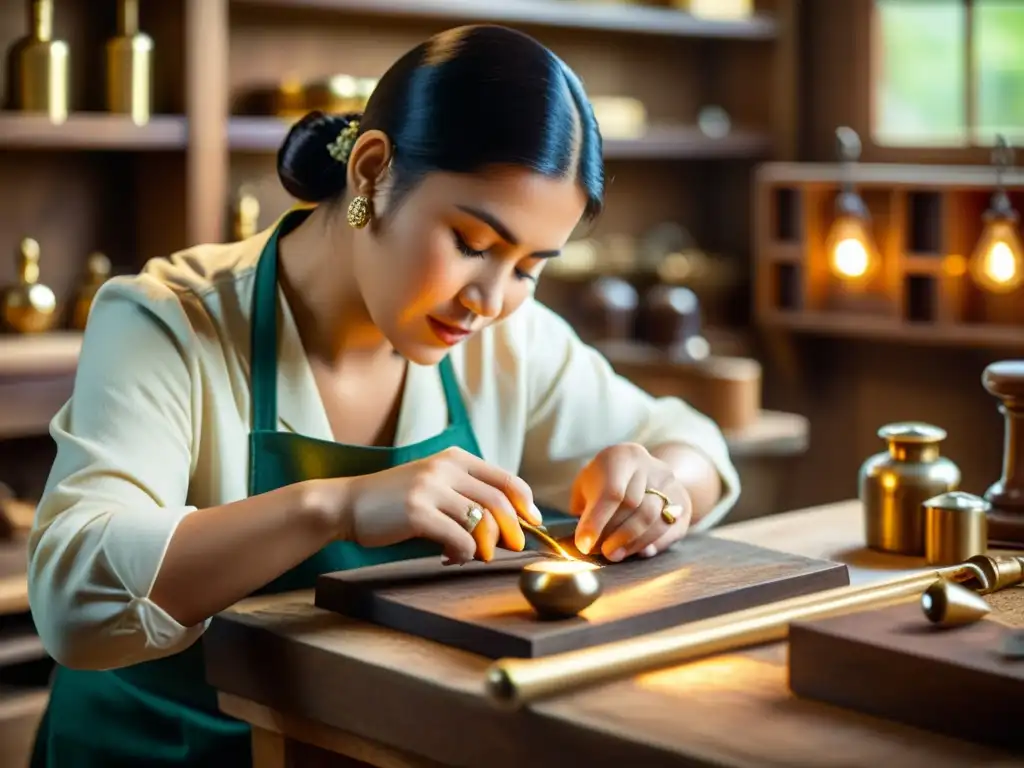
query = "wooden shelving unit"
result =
(753, 162, 1024, 349)
(0, 114, 188, 150)
(0, 0, 801, 442)
(0, 0, 799, 282)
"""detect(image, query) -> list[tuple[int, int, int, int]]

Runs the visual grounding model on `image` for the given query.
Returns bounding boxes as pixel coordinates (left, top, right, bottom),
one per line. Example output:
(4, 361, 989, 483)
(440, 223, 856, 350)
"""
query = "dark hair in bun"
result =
(276, 25, 604, 219)
(277, 111, 361, 203)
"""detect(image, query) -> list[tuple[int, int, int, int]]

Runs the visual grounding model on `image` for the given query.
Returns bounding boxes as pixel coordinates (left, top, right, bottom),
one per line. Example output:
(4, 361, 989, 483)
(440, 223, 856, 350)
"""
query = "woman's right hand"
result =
(318, 447, 543, 563)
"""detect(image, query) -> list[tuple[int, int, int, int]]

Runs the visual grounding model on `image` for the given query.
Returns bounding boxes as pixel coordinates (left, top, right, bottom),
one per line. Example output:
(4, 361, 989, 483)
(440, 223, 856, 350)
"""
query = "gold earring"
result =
(347, 195, 372, 229)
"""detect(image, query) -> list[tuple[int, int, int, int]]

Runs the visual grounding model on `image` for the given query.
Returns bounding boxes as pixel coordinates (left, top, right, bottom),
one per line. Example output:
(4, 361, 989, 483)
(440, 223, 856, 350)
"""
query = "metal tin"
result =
(859, 422, 961, 555)
(923, 491, 990, 565)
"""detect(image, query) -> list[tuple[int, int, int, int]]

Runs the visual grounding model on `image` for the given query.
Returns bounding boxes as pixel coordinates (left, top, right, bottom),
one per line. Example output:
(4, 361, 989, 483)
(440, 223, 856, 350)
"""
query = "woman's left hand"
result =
(569, 443, 692, 562)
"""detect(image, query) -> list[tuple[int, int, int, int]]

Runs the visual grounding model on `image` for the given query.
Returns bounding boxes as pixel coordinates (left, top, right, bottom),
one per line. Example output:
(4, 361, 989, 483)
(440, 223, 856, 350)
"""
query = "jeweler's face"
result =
(353, 166, 588, 365)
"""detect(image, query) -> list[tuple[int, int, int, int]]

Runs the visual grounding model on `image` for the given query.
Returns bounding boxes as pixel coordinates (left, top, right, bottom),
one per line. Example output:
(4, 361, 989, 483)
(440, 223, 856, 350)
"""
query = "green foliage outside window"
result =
(875, 0, 1024, 146)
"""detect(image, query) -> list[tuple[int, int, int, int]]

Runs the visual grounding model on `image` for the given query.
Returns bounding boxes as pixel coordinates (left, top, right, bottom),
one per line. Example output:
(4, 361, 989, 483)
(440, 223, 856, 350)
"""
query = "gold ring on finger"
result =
(661, 504, 683, 525)
(464, 504, 484, 533)
(644, 487, 678, 525)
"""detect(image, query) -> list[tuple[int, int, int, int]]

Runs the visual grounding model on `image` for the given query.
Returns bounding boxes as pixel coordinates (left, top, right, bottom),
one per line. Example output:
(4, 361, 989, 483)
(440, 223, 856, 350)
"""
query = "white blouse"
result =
(27, 221, 740, 671)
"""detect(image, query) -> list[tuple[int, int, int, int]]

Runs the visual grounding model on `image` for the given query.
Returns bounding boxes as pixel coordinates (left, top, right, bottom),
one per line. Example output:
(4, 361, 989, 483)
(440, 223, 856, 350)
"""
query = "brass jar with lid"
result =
(859, 422, 961, 555)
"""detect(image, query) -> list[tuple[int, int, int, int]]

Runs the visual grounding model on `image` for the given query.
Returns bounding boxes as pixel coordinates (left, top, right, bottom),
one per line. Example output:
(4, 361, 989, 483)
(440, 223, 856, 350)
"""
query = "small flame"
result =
(523, 560, 600, 575)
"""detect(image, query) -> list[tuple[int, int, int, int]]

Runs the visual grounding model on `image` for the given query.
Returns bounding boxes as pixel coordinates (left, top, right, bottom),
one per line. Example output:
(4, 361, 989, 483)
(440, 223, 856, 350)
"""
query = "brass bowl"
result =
(519, 560, 603, 619)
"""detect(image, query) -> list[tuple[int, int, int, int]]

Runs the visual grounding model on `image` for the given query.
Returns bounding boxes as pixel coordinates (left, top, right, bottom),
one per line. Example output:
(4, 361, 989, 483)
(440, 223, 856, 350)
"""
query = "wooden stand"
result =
(789, 601, 1024, 752)
(982, 361, 1024, 547)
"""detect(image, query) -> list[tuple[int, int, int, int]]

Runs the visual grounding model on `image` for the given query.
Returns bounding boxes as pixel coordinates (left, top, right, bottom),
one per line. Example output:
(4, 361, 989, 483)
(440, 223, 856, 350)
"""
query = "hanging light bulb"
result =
(969, 135, 1024, 294)
(824, 127, 879, 286)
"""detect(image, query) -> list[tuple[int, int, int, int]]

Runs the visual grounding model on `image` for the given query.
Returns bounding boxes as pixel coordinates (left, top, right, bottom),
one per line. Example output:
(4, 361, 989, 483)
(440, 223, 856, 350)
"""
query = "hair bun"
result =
(277, 110, 360, 203)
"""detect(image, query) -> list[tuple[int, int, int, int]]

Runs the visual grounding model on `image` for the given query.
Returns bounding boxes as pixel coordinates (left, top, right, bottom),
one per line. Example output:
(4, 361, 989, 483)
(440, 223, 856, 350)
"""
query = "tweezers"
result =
(520, 521, 603, 565)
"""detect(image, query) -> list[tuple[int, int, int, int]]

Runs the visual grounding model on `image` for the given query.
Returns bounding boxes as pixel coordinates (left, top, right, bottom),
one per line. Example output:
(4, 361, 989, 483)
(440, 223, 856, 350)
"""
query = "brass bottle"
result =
(105, 0, 153, 126)
(234, 192, 261, 241)
(1, 238, 58, 334)
(70, 252, 112, 331)
(11, 0, 69, 124)
(859, 422, 961, 556)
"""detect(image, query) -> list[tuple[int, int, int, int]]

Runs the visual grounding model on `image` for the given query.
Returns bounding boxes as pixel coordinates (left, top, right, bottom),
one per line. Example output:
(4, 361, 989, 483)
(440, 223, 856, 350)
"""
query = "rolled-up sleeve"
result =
(27, 277, 208, 671)
(518, 301, 740, 532)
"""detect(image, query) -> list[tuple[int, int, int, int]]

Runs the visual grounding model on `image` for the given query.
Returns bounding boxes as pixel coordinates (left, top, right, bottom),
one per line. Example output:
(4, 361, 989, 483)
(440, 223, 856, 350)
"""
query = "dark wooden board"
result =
(789, 600, 1024, 751)
(315, 535, 850, 659)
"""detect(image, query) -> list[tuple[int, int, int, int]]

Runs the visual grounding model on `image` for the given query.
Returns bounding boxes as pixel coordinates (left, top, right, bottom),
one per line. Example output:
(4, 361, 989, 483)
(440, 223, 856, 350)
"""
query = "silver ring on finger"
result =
(463, 504, 484, 533)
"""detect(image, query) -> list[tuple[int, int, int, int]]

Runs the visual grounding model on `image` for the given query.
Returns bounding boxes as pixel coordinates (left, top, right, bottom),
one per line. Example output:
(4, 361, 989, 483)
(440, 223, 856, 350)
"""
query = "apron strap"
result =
(250, 209, 312, 433)
(438, 356, 471, 427)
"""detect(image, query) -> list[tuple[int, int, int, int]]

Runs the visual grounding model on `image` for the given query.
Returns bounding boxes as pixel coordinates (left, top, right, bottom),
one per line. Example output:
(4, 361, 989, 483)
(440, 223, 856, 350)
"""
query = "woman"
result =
(27, 24, 739, 767)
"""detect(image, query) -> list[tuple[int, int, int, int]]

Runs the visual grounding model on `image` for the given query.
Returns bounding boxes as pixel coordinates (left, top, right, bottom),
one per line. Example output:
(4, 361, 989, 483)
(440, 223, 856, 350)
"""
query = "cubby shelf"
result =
(0, 114, 188, 151)
(753, 162, 1024, 349)
(760, 310, 1024, 349)
(229, 0, 779, 40)
(228, 116, 774, 160)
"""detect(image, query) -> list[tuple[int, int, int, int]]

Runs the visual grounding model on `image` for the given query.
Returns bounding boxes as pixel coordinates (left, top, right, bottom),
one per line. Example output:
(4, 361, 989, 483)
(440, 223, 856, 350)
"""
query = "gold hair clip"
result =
(326, 119, 360, 163)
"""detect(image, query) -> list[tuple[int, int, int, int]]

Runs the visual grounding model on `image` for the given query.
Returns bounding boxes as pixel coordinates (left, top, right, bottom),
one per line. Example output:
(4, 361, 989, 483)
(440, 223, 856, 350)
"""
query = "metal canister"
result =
(923, 491, 990, 565)
(859, 422, 961, 555)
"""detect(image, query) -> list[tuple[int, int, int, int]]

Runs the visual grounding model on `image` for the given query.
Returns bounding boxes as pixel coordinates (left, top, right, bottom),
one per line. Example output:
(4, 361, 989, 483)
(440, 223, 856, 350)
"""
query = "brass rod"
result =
(519, 521, 577, 561)
(485, 561, 990, 709)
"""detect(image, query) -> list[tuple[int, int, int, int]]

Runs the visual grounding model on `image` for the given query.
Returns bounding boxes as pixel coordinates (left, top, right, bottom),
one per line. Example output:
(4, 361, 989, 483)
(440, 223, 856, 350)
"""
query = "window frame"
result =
(862, 0, 1012, 163)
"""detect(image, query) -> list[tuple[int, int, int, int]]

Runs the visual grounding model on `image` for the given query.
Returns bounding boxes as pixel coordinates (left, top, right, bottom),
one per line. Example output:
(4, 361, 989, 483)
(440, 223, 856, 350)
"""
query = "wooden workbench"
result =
(203, 500, 1024, 767)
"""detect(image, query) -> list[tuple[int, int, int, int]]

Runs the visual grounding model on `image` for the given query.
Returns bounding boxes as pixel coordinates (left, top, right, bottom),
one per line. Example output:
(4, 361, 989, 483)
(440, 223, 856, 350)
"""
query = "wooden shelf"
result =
(0, 535, 28, 617)
(724, 410, 808, 458)
(761, 310, 1024, 350)
(0, 631, 45, 669)
(0, 334, 82, 441)
(228, 117, 294, 152)
(604, 127, 773, 160)
(230, 0, 779, 40)
(0, 334, 82, 379)
(229, 117, 772, 160)
(758, 162, 1024, 189)
(0, 576, 28, 619)
(597, 329, 754, 363)
(0, 114, 188, 151)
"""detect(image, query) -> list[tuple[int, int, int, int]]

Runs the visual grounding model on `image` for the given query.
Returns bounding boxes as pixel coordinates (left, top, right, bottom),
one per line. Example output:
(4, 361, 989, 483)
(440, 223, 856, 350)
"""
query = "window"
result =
(873, 0, 1024, 147)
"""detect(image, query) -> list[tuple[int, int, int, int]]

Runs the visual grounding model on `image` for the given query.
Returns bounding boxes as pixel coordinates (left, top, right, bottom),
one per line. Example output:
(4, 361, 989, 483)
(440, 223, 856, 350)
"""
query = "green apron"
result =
(29, 208, 484, 766)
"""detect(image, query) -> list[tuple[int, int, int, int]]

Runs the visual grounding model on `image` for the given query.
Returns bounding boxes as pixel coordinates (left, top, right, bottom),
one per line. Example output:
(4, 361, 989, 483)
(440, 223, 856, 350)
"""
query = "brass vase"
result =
(10, 0, 69, 124)
(1, 237, 58, 334)
(234, 191, 261, 241)
(70, 252, 112, 331)
(106, 0, 153, 125)
(859, 422, 961, 556)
